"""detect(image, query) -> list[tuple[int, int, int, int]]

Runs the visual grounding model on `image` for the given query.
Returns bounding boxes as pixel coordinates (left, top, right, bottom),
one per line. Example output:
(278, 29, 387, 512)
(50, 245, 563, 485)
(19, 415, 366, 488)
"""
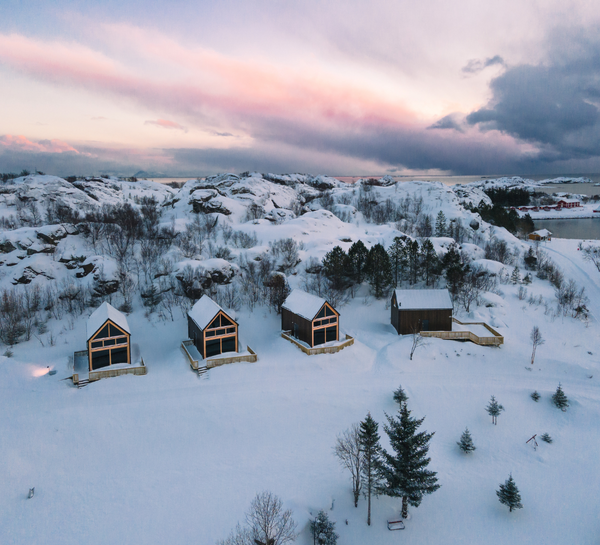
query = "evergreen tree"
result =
(141, 283, 162, 312)
(530, 390, 541, 402)
(365, 243, 393, 298)
(347, 240, 369, 285)
(552, 383, 569, 411)
(435, 211, 447, 237)
(377, 404, 440, 519)
(457, 427, 476, 454)
(486, 395, 504, 425)
(322, 246, 349, 291)
(359, 413, 383, 526)
(407, 240, 420, 285)
(442, 242, 469, 296)
(393, 385, 409, 406)
(540, 433, 553, 443)
(511, 266, 521, 284)
(388, 237, 408, 287)
(496, 474, 523, 512)
(524, 246, 537, 269)
(523, 273, 532, 285)
(420, 239, 439, 287)
(310, 510, 338, 545)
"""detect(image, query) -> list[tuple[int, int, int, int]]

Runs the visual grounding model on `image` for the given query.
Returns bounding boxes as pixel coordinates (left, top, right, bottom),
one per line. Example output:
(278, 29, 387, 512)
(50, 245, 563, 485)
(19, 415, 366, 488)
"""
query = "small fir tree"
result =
(435, 211, 447, 237)
(347, 240, 369, 285)
(530, 390, 541, 402)
(510, 266, 521, 284)
(388, 236, 408, 287)
(377, 404, 440, 519)
(322, 246, 349, 291)
(365, 243, 393, 298)
(552, 383, 569, 411)
(359, 413, 383, 526)
(457, 427, 476, 454)
(393, 385, 409, 406)
(310, 510, 338, 545)
(540, 433, 553, 444)
(486, 395, 504, 425)
(420, 239, 440, 287)
(496, 474, 523, 512)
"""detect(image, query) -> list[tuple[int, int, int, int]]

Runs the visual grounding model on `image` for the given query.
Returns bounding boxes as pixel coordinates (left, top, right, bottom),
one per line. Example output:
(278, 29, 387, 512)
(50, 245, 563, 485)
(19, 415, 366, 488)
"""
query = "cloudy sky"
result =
(1, 0, 600, 177)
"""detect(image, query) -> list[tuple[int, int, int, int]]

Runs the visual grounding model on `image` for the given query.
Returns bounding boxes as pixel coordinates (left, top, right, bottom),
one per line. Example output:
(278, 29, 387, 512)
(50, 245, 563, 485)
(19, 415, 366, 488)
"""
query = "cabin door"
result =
(422, 319, 430, 331)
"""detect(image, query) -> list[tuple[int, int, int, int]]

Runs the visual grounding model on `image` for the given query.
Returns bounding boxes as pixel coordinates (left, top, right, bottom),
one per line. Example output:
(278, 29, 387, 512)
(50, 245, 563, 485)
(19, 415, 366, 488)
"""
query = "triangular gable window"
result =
(208, 315, 221, 329)
(221, 315, 234, 327)
(316, 306, 326, 319)
(96, 324, 110, 339)
(325, 305, 335, 317)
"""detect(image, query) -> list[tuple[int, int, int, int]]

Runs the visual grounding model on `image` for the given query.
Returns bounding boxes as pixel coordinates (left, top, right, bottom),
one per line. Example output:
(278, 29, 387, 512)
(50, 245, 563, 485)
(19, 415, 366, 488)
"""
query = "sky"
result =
(1, 0, 600, 177)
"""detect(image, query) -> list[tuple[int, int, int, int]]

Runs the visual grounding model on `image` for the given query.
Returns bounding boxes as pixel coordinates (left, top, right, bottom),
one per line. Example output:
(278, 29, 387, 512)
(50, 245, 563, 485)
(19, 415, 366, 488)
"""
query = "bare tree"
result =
(410, 327, 427, 361)
(530, 326, 544, 366)
(333, 423, 363, 507)
(582, 244, 600, 272)
(246, 491, 297, 545)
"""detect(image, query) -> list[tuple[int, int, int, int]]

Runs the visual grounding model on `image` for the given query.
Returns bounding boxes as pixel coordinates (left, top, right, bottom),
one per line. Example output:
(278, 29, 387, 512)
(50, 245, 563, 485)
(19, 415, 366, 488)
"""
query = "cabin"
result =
(281, 289, 339, 347)
(528, 229, 552, 242)
(391, 289, 453, 335)
(188, 295, 238, 358)
(556, 198, 581, 209)
(87, 302, 131, 371)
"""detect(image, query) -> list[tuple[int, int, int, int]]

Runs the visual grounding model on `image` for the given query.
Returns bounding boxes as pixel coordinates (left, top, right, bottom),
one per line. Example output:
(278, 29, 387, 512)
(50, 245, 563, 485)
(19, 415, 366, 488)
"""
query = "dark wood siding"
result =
(188, 316, 205, 357)
(282, 308, 313, 346)
(391, 293, 399, 332)
(395, 308, 452, 335)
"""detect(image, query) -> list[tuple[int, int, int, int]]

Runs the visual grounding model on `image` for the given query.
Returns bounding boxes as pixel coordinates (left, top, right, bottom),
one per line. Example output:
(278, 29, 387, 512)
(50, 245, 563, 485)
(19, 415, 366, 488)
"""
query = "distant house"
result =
(87, 302, 131, 371)
(282, 289, 339, 347)
(528, 229, 552, 241)
(391, 289, 453, 335)
(556, 198, 581, 208)
(188, 295, 238, 358)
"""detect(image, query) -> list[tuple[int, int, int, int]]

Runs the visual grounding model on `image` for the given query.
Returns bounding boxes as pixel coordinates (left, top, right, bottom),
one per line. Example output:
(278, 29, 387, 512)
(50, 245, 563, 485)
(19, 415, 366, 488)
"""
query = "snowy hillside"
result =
(1, 173, 599, 544)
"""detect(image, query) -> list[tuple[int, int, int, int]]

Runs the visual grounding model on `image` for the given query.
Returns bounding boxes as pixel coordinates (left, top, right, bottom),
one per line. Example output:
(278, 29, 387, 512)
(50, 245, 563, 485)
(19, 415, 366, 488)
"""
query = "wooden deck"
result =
(420, 318, 503, 346)
(72, 350, 147, 385)
(281, 332, 354, 355)
(181, 340, 257, 374)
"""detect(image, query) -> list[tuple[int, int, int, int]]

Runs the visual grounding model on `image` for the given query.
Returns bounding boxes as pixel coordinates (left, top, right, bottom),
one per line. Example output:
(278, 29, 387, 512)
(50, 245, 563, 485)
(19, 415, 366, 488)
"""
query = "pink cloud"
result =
(0, 134, 81, 154)
(144, 119, 188, 132)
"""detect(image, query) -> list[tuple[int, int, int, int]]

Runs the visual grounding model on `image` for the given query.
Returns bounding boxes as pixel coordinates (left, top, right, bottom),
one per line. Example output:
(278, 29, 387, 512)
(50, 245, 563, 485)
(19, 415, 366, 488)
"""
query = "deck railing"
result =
(420, 318, 503, 346)
(281, 332, 354, 355)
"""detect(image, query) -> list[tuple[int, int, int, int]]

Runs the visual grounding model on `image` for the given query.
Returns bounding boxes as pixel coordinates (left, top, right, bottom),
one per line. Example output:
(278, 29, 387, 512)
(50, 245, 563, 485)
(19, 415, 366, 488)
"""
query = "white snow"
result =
(394, 288, 453, 310)
(282, 289, 331, 320)
(188, 294, 234, 331)
(86, 302, 131, 340)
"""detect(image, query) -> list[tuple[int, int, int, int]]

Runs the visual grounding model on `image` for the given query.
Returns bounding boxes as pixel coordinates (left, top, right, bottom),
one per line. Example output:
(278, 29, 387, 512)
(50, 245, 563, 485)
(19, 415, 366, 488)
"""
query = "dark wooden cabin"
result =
(282, 289, 339, 347)
(188, 295, 238, 358)
(391, 289, 453, 335)
(87, 302, 131, 371)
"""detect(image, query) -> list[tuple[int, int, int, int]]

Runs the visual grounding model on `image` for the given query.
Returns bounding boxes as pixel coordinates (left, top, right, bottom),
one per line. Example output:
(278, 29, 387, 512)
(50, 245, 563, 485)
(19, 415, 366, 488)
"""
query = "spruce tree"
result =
(365, 243, 393, 298)
(359, 413, 383, 526)
(377, 404, 440, 519)
(496, 474, 523, 512)
(486, 395, 504, 425)
(540, 433, 553, 443)
(387, 236, 408, 287)
(530, 390, 541, 402)
(322, 246, 349, 291)
(511, 266, 521, 284)
(552, 383, 569, 411)
(347, 240, 369, 285)
(457, 427, 476, 454)
(407, 240, 420, 285)
(435, 211, 447, 237)
(420, 239, 439, 286)
(310, 510, 338, 545)
(442, 242, 469, 296)
(393, 385, 409, 406)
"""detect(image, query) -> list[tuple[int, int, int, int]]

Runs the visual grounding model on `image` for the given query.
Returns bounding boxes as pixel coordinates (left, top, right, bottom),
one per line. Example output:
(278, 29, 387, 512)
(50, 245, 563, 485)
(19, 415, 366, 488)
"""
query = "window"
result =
(91, 341, 103, 349)
(222, 337, 236, 353)
(325, 305, 335, 317)
(314, 329, 325, 346)
(206, 330, 216, 337)
(316, 307, 326, 319)
(326, 326, 337, 342)
(205, 339, 221, 357)
(217, 328, 226, 336)
(226, 327, 235, 334)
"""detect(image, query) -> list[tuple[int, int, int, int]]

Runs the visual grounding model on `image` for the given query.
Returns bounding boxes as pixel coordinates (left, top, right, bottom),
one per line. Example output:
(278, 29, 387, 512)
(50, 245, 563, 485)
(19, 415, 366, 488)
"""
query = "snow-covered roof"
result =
(531, 229, 551, 237)
(394, 289, 453, 310)
(188, 294, 235, 330)
(87, 302, 131, 340)
(557, 198, 580, 203)
(282, 289, 333, 321)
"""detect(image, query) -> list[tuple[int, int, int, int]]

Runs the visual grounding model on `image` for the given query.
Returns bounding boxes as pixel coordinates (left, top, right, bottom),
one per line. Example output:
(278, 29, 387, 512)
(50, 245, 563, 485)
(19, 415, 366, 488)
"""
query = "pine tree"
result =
(388, 237, 408, 287)
(393, 385, 409, 406)
(407, 240, 420, 285)
(365, 243, 393, 298)
(310, 510, 338, 545)
(552, 383, 569, 411)
(530, 390, 541, 402)
(359, 413, 383, 526)
(486, 395, 504, 425)
(511, 266, 521, 284)
(496, 474, 523, 512)
(442, 242, 469, 296)
(435, 211, 447, 237)
(322, 246, 349, 291)
(540, 433, 553, 443)
(420, 239, 439, 287)
(141, 282, 162, 312)
(457, 427, 476, 454)
(377, 404, 440, 519)
(347, 240, 369, 285)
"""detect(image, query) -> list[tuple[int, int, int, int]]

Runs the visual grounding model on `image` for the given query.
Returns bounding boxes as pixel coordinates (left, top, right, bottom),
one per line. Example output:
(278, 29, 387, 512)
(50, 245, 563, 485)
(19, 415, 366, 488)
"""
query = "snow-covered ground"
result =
(1, 174, 600, 544)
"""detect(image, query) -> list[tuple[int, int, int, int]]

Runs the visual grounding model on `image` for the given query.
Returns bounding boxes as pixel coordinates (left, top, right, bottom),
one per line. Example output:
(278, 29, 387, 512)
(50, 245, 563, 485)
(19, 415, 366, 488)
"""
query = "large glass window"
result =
(222, 337, 236, 353)
(314, 329, 325, 346)
(92, 350, 110, 369)
(326, 326, 337, 342)
(111, 347, 128, 365)
(206, 339, 221, 357)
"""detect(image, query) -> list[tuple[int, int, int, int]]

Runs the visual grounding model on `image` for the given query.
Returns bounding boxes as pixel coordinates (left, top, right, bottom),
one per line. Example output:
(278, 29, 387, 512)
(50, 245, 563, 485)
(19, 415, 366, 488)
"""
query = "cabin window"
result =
(104, 338, 116, 346)
(92, 350, 110, 369)
(208, 315, 221, 329)
(96, 325, 110, 339)
(217, 328, 226, 336)
(325, 306, 335, 317)
(206, 339, 221, 357)
(206, 330, 216, 337)
(111, 347, 128, 365)
(314, 329, 325, 346)
(221, 315, 234, 326)
(116, 337, 127, 345)
(91, 341, 103, 349)
(226, 327, 235, 334)
(316, 307, 326, 319)
(222, 337, 236, 353)
(326, 326, 337, 342)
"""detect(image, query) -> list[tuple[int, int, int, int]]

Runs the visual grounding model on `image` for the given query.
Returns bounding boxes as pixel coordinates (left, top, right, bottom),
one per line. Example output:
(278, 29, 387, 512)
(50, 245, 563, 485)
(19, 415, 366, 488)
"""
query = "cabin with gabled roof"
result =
(87, 302, 131, 371)
(188, 295, 238, 358)
(391, 289, 453, 335)
(281, 289, 339, 347)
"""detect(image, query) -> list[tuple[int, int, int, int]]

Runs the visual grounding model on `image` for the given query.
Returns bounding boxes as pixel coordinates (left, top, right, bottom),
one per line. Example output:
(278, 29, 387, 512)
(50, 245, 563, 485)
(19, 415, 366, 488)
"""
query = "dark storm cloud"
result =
(427, 113, 466, 132)
(466, 27, 600, 164)
(462, 55, 505, 75)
